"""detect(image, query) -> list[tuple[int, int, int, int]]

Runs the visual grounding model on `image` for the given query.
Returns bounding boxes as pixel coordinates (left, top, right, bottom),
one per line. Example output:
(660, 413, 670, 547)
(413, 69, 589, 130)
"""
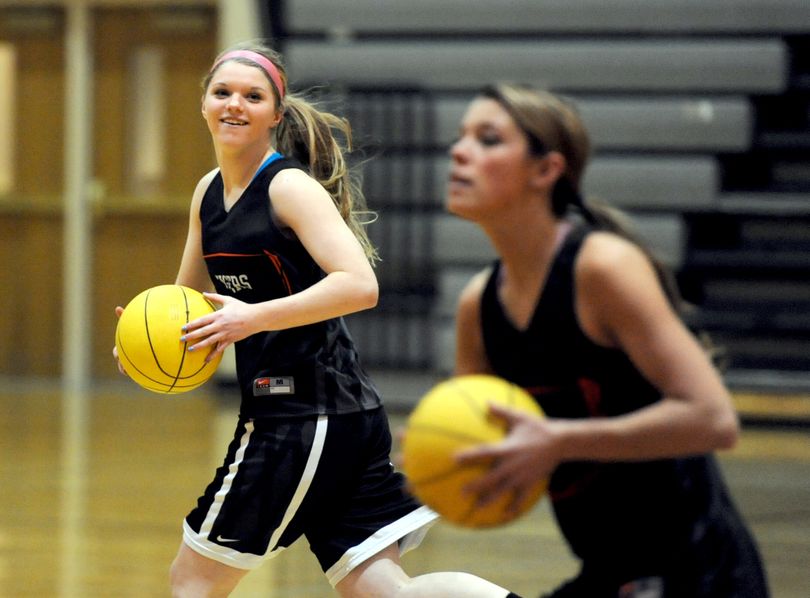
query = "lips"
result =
(221, 118, 247, 126)
(448, 172, 472, 188)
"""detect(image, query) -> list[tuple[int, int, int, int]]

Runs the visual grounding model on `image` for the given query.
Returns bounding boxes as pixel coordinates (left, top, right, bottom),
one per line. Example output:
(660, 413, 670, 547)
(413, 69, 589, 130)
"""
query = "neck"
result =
(216, 145, 275, 195)
(486, 209, 564, 268)
(487, 212, 571, 331)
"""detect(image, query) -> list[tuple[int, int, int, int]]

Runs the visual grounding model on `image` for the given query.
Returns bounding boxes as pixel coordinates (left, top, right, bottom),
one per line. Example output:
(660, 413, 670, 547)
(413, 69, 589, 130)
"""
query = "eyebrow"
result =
(210, 81, 270, 93)
(459, 120, 502, 133)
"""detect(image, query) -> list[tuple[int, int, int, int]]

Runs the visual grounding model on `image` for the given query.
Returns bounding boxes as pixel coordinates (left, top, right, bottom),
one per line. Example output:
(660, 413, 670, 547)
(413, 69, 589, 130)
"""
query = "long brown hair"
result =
(204, 42, 378, 264)
(481, 83, 683, 312)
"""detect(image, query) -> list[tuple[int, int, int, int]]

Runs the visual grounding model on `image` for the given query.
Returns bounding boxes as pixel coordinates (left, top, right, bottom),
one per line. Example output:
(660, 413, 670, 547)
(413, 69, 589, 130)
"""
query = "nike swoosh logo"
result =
(216, 535, 240, 543)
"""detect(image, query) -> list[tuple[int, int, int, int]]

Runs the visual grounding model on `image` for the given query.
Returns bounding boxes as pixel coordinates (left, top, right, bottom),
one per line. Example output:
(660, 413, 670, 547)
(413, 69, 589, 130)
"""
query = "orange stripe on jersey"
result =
(524, 384, 563, 396)
(550, 468, 601, 502)
(263, 250, 292, 295)
(577, 378, 603, 417)
(203, 252, 265, 258)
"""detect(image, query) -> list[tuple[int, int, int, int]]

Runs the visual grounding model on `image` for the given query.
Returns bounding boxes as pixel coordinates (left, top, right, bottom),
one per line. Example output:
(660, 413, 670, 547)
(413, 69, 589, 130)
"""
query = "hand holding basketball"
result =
(179, 292, 256, 360)
(456, 400, 560, 512)
(401, 375, 548, 528)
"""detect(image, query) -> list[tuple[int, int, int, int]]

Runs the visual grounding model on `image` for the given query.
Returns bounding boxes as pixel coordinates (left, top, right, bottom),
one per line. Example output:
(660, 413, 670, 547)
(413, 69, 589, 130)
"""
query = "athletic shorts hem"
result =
(182, 519, 281, 570)
(325, 505, 439, 588)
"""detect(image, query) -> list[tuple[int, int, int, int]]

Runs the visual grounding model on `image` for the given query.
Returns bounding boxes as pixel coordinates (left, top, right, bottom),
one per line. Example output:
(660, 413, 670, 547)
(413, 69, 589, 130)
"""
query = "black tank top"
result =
(200, 154, 382, 418)
(480, 224, 746, 576)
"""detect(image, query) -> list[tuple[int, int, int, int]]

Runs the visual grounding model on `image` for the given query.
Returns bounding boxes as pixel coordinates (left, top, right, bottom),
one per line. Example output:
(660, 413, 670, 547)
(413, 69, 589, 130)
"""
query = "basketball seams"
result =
(173, 287, 219, 382)
(144, 287, 183, 385)
(116, 311, 178, 391)
(166, 286, 193, 393)
(448, 377, 492, 420)
(405, 422, 490, 446)
(115, 284, 222, 394)
(414, 465, 523, 529)
(116, 330, 205, 392)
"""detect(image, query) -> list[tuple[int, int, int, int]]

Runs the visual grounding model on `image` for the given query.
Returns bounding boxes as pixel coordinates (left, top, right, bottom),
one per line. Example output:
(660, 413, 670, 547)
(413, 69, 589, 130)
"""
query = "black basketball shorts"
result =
(182, 406, 437, 587)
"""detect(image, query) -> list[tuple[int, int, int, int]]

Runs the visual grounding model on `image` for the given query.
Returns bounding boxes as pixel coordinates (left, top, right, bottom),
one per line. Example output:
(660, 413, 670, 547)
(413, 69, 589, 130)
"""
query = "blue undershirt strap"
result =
(252, 151, 282, 182)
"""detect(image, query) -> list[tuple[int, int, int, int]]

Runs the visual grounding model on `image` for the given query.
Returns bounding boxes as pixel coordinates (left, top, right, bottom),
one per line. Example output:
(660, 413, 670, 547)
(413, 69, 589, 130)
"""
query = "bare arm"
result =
(175, 169, 218, 292)
(458, 233, 739, 508)
(454, 270, 494, 376)
(558, 232, 739, 459)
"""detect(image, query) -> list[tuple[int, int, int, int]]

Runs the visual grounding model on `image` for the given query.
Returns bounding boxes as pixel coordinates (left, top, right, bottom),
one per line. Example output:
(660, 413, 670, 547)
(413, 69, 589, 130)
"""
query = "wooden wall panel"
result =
(0, 6, 217, 379)
(0, 12, 65, 198)
(0, 212, 63, 376)
(0, 211, 190, 379)
(92, 211, 189, 379)
(94, 8, 216, 201)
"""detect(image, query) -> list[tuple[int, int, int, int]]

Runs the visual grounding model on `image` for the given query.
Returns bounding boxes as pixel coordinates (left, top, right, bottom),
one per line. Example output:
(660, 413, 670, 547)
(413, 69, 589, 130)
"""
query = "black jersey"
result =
(480, 224, 767, 596)
(200, 154, 382, 418)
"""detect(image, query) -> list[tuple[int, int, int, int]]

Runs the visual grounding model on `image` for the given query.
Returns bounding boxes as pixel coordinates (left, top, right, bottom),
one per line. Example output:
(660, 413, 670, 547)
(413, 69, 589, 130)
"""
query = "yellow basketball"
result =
(401, 374, 548, 528)
(115, 285, 222, 394)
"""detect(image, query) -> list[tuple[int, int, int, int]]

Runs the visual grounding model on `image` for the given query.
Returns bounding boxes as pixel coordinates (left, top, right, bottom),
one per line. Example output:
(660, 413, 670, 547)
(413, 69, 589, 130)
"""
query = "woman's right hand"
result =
(456, 403, 562, 514)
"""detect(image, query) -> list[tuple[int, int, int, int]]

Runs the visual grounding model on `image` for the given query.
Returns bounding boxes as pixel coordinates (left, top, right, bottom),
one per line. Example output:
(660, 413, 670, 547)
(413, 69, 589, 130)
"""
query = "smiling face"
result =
(447, 97, 541, 220)
(201, 61, 282, 151)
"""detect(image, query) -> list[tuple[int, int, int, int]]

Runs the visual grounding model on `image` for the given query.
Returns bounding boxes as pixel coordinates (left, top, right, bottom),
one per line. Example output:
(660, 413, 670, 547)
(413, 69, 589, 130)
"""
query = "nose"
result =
(450, 136, 469, 163)
(226, 93, 244, 111)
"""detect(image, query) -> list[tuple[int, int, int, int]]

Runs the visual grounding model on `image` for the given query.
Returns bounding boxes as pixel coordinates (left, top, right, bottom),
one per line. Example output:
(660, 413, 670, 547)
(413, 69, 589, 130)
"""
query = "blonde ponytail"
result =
(276, 94, 379, 264)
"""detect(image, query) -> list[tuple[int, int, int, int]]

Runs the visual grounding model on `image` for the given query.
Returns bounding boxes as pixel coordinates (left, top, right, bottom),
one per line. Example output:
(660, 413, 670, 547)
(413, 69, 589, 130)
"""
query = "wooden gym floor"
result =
(1, 376, 808, 597)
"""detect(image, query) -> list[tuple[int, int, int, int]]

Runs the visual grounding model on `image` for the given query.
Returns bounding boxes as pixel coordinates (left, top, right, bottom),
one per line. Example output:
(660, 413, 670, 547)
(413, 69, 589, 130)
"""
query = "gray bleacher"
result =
(286, 39, 788, 93)
(324, 94, 753, 152)
(283, 0, 810, 382)
(288, 0, 810, 34)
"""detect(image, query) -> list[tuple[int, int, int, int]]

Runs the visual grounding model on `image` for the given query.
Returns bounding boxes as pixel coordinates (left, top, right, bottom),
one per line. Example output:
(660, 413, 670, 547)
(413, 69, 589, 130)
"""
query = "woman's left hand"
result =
(180, 292, 257, 362)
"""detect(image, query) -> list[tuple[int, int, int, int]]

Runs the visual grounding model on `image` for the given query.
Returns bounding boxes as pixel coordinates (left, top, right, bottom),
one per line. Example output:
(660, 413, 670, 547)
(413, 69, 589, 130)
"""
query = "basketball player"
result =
(444, 84, 769, 597)
(114, 43, 523, 598)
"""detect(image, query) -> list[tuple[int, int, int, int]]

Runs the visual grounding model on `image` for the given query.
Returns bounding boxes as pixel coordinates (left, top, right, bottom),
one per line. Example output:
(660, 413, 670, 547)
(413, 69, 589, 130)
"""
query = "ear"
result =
(530, 151, 567, 191)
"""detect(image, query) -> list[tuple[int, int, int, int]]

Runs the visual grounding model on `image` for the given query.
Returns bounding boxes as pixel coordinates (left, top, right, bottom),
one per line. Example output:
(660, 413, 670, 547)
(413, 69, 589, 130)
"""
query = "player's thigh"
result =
(334, 543, 407, 598)
(170, 542, 249, 596)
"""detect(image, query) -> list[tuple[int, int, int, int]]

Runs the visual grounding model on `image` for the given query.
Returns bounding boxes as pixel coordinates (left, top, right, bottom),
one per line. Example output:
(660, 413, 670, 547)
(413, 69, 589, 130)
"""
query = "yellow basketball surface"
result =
(115, 285, 222, 394)
(402, 374, 548, 528)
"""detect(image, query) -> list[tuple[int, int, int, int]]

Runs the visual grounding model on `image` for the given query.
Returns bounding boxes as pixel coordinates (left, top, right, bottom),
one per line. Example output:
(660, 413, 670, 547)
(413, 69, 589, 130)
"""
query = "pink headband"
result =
(212, 50, 285, 100)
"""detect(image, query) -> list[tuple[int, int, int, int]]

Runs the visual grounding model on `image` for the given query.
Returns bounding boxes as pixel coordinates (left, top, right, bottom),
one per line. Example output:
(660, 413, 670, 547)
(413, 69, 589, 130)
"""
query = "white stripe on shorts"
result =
(264, 415, 328, 556)
(183, 416, 329, 570)
(199, 420, 255, 540)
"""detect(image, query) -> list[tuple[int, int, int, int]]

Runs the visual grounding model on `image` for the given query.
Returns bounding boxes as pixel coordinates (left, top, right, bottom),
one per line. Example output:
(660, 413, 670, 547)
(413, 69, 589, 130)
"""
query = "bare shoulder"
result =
(267, 167, 332, 225)
(457, 268, 492, 311)
(268, 167, 318, 197)
(577, 230, 675, 345)
(193, 168, 219, 195)
(577, 230, 657, 288)
(196, 167, 219, 189)
(580, 230, 648, 267)
(189, 168, 220, 211)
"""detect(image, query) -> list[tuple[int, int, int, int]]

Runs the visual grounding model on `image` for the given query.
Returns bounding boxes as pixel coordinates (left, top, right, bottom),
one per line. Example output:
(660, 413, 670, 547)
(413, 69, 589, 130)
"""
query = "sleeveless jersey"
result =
(480, 224, 763, 589)
(199, 154, 382, 418)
